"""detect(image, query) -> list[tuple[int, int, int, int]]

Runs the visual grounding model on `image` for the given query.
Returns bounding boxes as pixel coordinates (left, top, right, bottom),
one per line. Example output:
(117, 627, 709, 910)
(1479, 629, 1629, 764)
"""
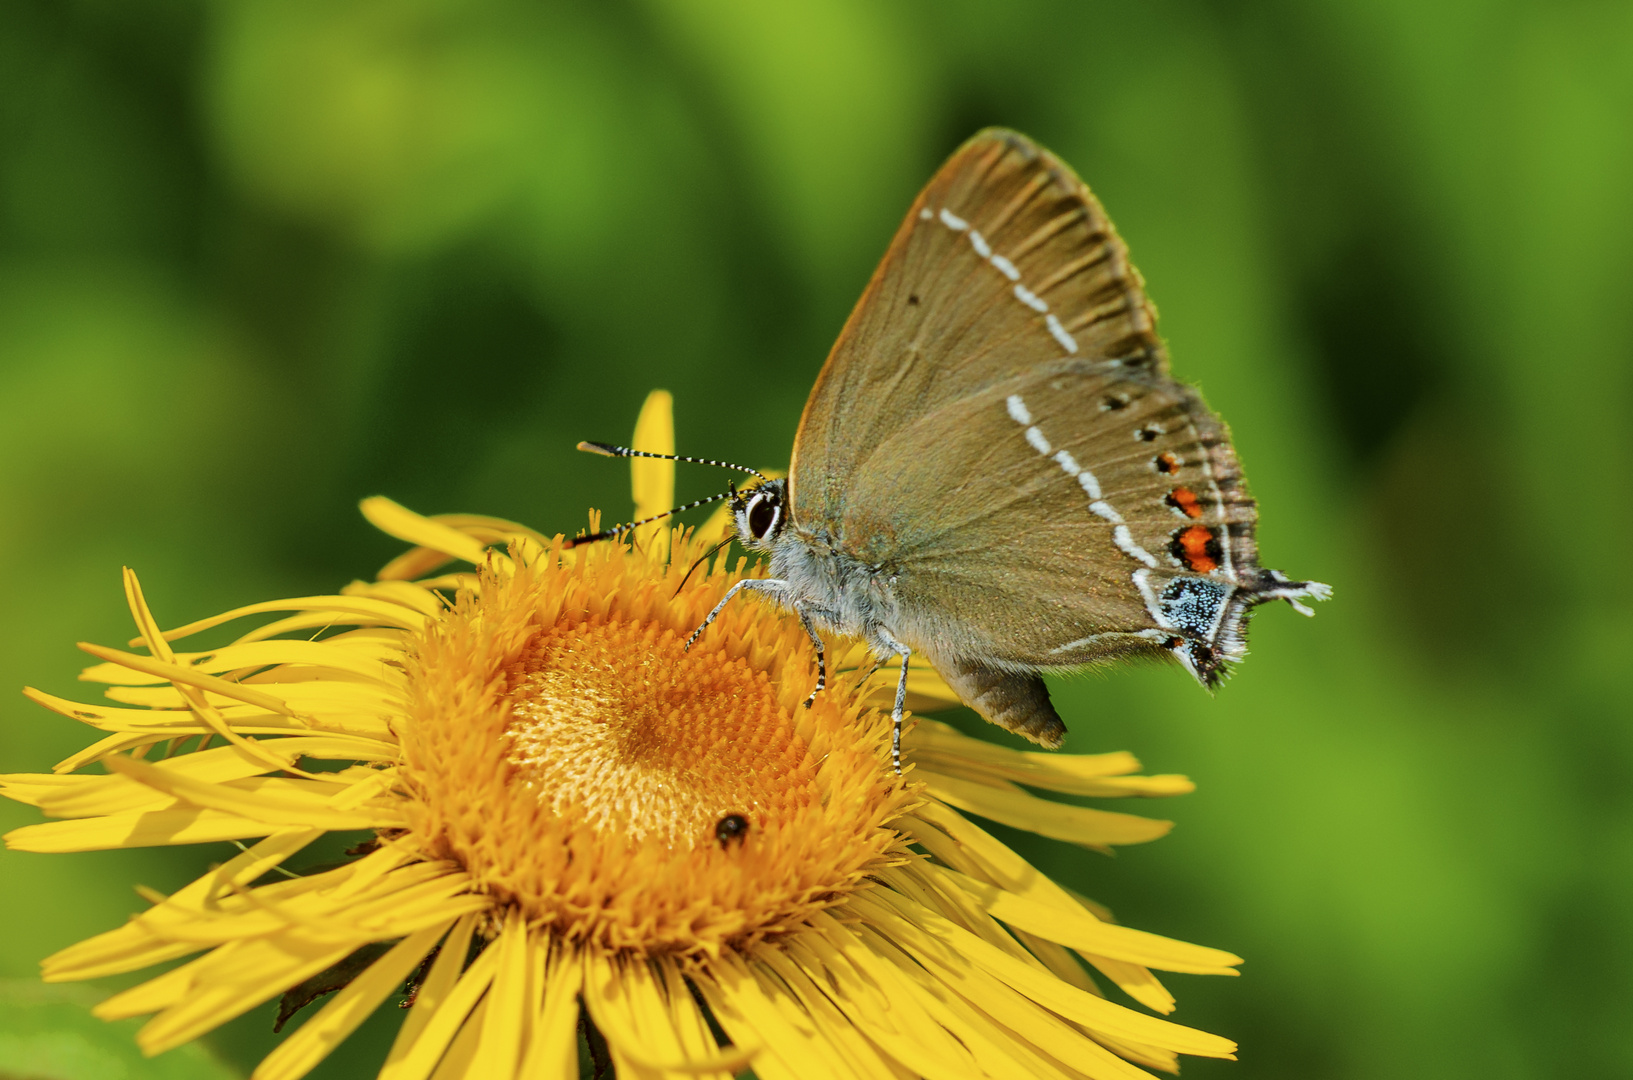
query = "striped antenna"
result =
(564, 489, 737, 549)
(576, 441, 769, 483)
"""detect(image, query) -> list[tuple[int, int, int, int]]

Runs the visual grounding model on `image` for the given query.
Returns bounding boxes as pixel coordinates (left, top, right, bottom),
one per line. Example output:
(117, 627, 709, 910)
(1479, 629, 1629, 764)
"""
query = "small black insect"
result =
(715, 813, 749, 848)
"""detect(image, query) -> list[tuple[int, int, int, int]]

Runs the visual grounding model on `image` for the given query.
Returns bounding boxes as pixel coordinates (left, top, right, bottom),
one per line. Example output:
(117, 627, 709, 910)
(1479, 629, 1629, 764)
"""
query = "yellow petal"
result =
(755, 947, 918, 1080)
(848, 891, 1236, 1058)
(694, 954, 845, 1080)
(410, 512, 552, 549)
(894, 858, 1184, 1016)
(928, 865, 1239, 976)
(907, 720, 1194, 797)
(45, 932, 197, 984)
(374, 547, 460, 584)
(371, 513, 555, 581)
(919, 769, 1173, 848)
(134, 934, 360, 1055)
(845, 927, 1097, 1080)
(631, 389, 676, 559)
(384, 914, 478, 1073)
(342, 579, 450, 616)
(659, 961, 755, 1078)
(379, 920, 497, 1080)
(1007, 928, 1104, 998)
(146, 868, 482, 946)
(79, 632, 324, 779)
(15, 738, 381, 819)
(583, 950, 750, 1078)
(101, 756, 403, 831)
(123, 568, 178, 661)
(143, 595, 428, 648)
(77, 644, 302, 718)
(43, 829, 326, 981)
(428, 996, 488, 1080)
(1080, 955, 1176, 1018)
(48, 732, 204, 774)
(322, 836, 418, 897)
(361, 497, 493, 570)
(781, 919, 986, 1080)
(24, 687, 187, 731)
(907, 801, 1242, 985)
(467, 909, 529, 1077)
(253, 921, 448, 1080)
(1090, 1032, 1182, 1076)
(8, 806, 292, 852)
(93, 953, 201, 1019)
(517, 943, 581, 1080)
(83, 639, 404, 689)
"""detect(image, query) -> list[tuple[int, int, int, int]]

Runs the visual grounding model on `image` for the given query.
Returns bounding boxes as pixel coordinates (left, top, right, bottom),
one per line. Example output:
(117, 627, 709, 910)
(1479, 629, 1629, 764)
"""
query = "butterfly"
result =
(580, 129, 1329, 771)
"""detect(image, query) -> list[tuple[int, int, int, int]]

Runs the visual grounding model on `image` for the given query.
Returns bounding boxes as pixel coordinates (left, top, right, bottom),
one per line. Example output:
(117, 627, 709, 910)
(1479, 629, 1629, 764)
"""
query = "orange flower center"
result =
(504, 617, 816, 847)
(400, 535, 913, 956)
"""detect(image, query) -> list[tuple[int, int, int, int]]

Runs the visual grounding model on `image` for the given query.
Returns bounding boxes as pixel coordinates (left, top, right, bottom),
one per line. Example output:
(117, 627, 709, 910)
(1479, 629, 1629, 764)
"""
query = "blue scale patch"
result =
(1159, 576, 1232, 638)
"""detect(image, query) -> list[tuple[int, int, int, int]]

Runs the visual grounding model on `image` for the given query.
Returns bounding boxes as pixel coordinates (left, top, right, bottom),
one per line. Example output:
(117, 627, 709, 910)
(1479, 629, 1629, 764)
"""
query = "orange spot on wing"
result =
(1173, 525, 1221, 573)
(1166, 487, 1203, 518)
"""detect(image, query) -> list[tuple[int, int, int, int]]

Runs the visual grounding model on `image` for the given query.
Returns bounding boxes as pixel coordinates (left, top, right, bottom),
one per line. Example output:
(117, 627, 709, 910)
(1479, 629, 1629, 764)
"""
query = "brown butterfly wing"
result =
(837, 368, 1256, 666)
(789, 128, 1170, 528)
(786, 128, 1268, 737)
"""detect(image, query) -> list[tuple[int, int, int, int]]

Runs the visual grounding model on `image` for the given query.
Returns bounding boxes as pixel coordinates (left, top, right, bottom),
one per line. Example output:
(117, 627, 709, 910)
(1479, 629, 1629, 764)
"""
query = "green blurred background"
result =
(3, 1, 1630, 1077)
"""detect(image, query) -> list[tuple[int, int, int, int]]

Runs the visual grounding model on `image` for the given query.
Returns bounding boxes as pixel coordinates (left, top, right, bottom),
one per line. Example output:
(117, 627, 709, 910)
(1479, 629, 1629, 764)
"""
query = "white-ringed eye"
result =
(746, 494, 779, 539)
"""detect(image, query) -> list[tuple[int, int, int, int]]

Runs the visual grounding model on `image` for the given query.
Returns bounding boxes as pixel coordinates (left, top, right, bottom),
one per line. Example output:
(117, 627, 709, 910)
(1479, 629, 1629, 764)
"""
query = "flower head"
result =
(403, 505, 911, 960)
(2, 393, 1241, 1079)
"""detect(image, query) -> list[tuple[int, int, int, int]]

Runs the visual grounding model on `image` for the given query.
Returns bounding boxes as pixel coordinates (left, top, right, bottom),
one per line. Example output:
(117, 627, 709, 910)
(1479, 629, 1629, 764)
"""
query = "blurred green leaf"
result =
(0, 980, 240, 1080)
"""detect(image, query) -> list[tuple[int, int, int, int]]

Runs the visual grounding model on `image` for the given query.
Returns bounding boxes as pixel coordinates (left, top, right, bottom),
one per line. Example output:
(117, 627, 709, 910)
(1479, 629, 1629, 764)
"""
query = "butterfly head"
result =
(730, 478, 788, 553)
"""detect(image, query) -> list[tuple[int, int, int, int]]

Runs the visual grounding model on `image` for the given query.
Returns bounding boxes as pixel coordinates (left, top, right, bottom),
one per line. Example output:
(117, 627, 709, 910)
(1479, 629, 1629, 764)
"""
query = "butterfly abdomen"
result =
(930, 655, 1067, 749)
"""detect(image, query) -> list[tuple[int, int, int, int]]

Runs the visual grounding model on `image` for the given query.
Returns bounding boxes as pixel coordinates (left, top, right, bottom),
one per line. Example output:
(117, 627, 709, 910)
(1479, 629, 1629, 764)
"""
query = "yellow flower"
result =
(1, 393, 1241, 1079)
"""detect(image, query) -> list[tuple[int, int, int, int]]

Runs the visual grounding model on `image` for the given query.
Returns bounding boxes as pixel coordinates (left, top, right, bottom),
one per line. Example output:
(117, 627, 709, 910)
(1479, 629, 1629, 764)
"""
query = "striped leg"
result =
(872, 629, 912, 775)
(684, 579, 788, 651)
(796, 607, 826, 709)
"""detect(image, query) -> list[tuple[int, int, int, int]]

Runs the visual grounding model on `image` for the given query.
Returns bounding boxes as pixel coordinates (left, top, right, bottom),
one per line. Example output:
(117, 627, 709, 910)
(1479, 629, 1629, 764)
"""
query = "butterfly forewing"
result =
(791, 130, 1170, 530)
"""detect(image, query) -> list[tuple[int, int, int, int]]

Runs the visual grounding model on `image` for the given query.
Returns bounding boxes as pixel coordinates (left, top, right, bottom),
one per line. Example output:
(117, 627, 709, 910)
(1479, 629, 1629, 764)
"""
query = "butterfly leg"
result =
(684, 578, 789, 651)
(870, 629, 912, 775)
(796, 607, 826, 709)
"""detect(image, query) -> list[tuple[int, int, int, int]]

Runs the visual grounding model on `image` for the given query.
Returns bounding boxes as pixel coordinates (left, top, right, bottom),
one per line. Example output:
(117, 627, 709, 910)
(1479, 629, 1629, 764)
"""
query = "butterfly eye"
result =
(747, 496, 779, 539)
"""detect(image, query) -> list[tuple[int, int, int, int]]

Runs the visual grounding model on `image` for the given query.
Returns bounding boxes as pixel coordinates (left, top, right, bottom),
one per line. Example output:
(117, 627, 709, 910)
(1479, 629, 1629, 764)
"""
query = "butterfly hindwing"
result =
(838, 365, 1256, 668)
